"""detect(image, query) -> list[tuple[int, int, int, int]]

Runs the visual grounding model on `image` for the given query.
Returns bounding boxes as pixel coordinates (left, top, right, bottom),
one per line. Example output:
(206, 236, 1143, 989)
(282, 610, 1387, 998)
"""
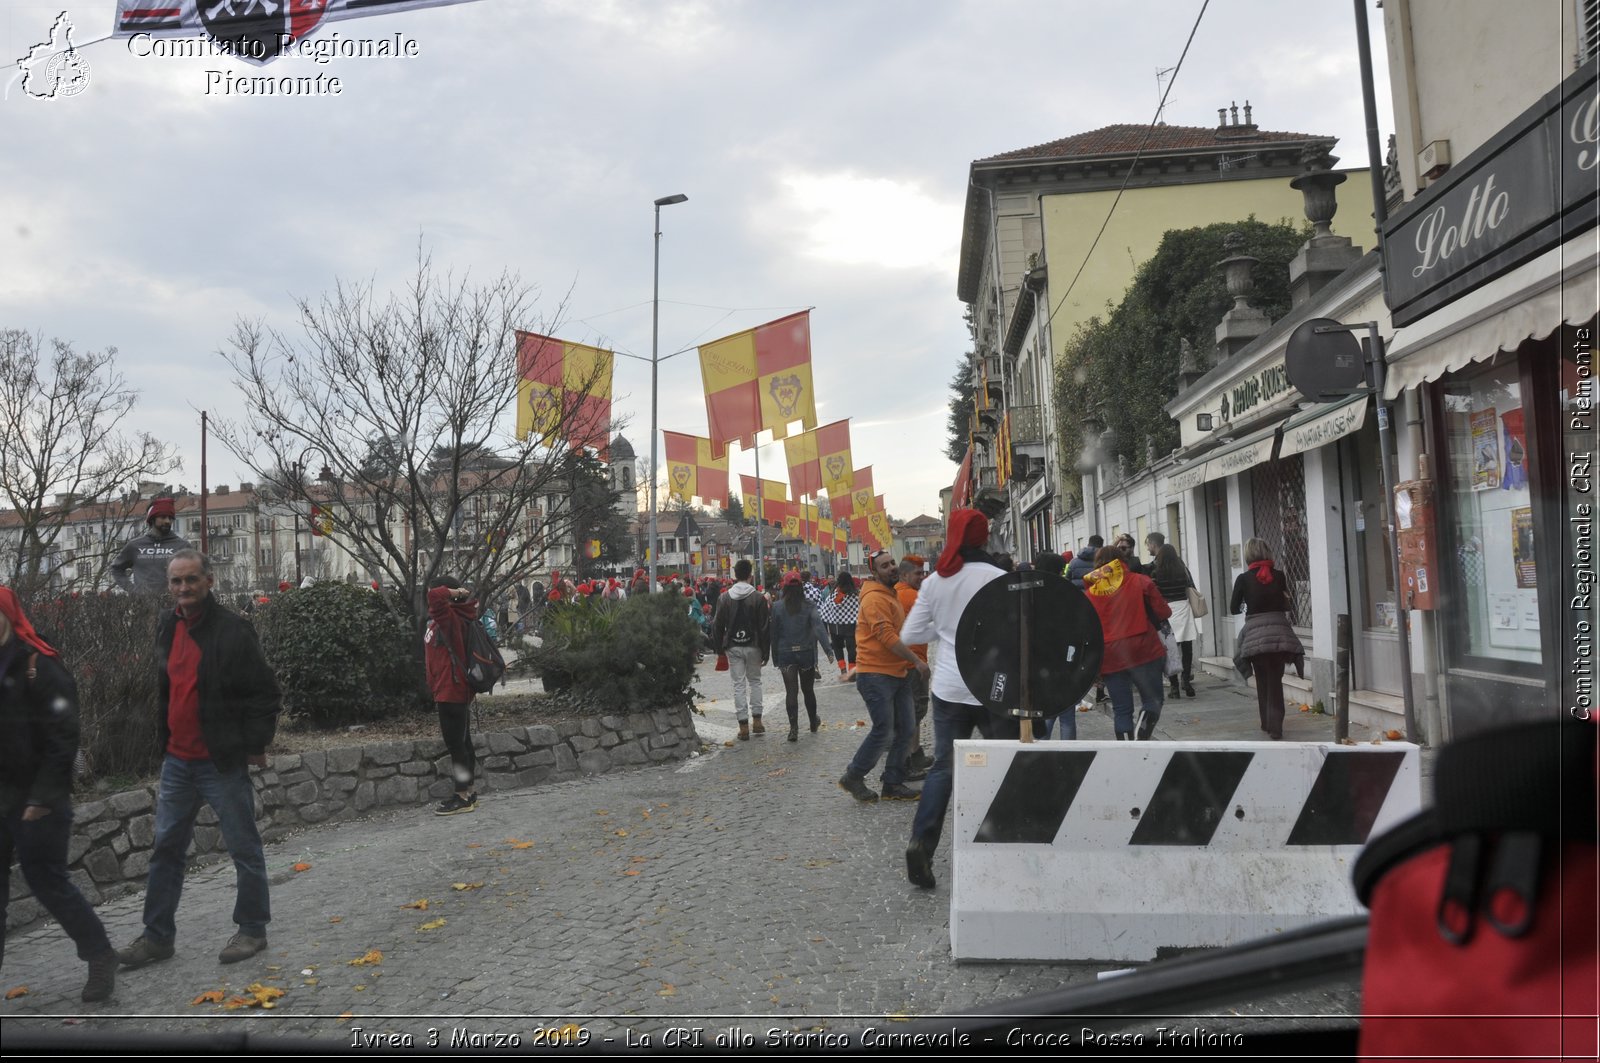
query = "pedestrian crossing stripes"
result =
(970, 746, 1410, 848)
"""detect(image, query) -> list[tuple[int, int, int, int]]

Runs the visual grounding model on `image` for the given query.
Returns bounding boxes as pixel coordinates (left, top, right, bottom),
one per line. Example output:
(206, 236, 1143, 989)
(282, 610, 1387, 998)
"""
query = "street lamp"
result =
(290, 449, 334, 587)
(648, 192, 688, 595)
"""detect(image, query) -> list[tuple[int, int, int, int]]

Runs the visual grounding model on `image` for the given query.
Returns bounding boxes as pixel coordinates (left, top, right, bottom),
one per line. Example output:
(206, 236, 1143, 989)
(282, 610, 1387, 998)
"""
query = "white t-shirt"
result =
(900, 561, 1005, 705)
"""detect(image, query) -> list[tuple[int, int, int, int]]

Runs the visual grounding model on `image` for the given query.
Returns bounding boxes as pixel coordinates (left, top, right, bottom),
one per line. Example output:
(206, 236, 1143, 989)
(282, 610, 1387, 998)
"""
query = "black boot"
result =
(786, 707, 800, 742)
(1169, 676, 1181, 698)
(1183, 675, 1195, 697)
(808, 710, 820, 733)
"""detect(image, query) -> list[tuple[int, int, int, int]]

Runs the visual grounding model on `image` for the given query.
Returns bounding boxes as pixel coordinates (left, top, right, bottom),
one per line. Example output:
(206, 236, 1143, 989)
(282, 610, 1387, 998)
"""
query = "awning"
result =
(1277, 394, 1369, 460)
(1167, 421, 1280, 495)
(1381, 233, 1599, 399)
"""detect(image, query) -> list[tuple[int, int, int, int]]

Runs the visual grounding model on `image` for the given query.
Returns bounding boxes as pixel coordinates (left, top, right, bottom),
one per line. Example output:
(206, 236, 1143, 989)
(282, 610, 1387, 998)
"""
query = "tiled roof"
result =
(980, 123, 1330, 163)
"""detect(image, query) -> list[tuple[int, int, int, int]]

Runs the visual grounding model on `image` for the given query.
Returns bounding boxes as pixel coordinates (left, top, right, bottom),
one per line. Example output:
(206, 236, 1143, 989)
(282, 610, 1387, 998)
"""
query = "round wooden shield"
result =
(954, 571, 1104, 717)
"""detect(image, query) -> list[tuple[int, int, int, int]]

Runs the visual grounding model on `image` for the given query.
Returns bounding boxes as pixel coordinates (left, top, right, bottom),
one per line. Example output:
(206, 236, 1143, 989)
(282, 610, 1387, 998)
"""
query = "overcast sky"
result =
(0, 0, 1392, 523)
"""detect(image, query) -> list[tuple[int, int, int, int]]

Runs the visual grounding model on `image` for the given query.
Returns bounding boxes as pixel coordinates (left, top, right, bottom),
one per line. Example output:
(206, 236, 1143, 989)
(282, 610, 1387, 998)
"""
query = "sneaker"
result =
(838, 773, 879, 803)
(881, 782, 921, 801)
(905, 839, 936, 889)
(908, 750, 934, 773)
(219, 932, 268, 965)
(116, 934, 175, 969)
(434, 791, 478, 816)
(82, 951, 117, 1003)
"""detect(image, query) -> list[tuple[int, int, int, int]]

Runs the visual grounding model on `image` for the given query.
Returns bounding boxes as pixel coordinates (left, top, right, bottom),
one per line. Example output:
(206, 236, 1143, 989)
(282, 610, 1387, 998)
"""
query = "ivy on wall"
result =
(1051, 217, 1309, 486)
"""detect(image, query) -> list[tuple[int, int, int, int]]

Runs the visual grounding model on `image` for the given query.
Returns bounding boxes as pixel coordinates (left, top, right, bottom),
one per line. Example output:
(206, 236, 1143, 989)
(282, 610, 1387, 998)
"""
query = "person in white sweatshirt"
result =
(899, 509, 1020, 890)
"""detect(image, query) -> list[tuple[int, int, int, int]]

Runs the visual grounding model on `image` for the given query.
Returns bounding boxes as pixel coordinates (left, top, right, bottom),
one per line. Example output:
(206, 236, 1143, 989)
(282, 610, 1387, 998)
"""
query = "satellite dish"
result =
(954, 572, 1104, 718)
(1286, 317, 1367, 402)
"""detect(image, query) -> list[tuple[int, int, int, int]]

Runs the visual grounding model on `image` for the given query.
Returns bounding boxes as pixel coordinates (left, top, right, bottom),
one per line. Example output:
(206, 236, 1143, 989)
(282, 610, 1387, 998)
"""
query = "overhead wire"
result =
(1042, 0, 1211, 334)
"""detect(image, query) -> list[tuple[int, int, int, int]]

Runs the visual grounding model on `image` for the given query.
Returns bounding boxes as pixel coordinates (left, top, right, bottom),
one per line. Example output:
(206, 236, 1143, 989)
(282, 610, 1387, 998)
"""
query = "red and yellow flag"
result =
(996, 411, 1013, 482)
(837, 466, 874, 523)
(740, 475, 789, 524)
(782, 432, 821, 500)
(698, 311, 815, 456)
(586, 539, 602, 559)
(815, 420, 853, 499)
(515, 332, 613, 458)
(859, 509, 893, 552)
(662, 431, 730, 507)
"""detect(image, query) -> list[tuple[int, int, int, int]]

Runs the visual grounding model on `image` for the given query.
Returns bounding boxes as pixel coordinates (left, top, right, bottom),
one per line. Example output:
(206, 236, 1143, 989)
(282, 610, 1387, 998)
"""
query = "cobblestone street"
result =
(1, 654, 1362, 1049)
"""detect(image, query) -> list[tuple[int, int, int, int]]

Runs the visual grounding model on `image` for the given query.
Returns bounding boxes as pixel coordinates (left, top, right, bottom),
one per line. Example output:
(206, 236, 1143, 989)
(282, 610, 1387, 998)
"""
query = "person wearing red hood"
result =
(1084, 546, 1171, 740)
(899, 510, 1020, 888)
(426, 576, 483, 815)
(0, 588, 118, 1002)
(110, 497, 193, 595)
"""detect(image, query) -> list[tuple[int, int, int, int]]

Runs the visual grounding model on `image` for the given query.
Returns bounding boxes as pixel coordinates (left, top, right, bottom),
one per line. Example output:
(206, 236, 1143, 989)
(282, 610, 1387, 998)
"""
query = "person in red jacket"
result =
(1083, 546, 1171, 740)
(425, 576, 481, 816)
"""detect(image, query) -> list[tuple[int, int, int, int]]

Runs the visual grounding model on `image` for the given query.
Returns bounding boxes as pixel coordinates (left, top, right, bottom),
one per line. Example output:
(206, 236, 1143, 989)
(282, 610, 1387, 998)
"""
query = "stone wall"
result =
(6, 704, 700, 930)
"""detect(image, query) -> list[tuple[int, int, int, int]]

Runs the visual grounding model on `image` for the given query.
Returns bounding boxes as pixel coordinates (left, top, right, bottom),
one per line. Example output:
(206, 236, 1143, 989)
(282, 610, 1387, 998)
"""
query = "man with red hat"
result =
(110, 497, 192, 595)
(900, 509, 1021, 889)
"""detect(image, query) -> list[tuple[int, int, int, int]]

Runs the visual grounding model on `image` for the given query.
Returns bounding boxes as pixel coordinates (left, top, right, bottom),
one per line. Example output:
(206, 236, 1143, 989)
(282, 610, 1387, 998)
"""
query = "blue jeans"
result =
(1104, 659, 1167, 736)
(1038, 711, 1078, 740)
(1, 801, 112, 964)
(910, 695, 1020, 857)
(143, 755, 270, 942)
(846, 671, 916, 785)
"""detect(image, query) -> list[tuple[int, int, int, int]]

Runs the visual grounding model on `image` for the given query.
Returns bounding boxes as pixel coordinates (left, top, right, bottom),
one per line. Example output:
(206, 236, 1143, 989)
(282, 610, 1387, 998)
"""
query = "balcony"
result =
(1009, 405, 1043, 446)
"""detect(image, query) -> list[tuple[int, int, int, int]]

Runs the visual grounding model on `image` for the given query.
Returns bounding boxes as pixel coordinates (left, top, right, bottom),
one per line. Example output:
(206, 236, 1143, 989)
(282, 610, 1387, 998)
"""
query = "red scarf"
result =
(0, 587, 58, 657)
(935, 510, 990, 577)
(1249, 559, 1276, 585)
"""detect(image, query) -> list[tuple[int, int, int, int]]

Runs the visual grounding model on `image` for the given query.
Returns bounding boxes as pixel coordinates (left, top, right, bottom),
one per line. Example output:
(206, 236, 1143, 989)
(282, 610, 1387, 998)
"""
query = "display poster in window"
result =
(1512, 507, 1536, 589)
(1470, 408, 1500, 490)
(1499, 408, 1528, 491)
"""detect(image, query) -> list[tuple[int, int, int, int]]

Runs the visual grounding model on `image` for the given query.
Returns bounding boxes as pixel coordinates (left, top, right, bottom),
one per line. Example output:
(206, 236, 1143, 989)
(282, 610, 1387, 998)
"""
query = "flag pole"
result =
(753, 441, 765, 585)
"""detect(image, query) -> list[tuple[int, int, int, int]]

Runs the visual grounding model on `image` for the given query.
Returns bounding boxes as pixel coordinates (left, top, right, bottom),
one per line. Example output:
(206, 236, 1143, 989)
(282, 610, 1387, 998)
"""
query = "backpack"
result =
(1352, 718, 1597, 1060)
(444, 617, 507, 694)
(725, 595, 757, 647)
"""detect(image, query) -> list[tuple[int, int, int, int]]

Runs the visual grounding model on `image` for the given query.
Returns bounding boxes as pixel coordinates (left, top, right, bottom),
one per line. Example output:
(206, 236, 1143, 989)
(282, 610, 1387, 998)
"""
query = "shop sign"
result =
(1218, 359, 1293, 426)
(1018, 475, 1051, 514)
(1383, 57, 1597, 327)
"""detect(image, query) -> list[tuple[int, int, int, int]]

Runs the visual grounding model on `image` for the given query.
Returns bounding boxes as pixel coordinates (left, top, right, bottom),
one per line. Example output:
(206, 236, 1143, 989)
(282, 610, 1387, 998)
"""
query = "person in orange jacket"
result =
(894, 555, 930, 775)
(838, 550, 929, 803)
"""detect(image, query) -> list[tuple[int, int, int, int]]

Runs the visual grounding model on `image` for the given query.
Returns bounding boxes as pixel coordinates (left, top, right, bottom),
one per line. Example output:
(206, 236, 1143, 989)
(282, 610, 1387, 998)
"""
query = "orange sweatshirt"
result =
(895, 584, 928, 661)
(855, 579, 910, 676)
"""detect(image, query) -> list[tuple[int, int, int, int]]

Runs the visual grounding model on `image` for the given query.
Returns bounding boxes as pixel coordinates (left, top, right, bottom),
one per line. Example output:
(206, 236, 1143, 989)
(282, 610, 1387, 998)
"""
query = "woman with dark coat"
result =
(769, 572, 836, 740)
(0, 588, 117, 1002)
(425, 576, 482, 815)
(1149, 543, 1200, 698)
(1229, 537, 1306, 740)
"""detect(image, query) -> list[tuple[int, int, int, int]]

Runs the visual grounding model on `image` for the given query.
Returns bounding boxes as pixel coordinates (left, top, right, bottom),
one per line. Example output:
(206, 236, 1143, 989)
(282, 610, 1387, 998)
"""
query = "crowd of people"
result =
(3, 496, 1307, 1001)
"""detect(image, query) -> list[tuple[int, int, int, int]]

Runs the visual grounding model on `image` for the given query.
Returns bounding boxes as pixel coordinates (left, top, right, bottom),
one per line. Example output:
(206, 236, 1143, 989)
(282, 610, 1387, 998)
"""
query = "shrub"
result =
(525, 592, 699, 713)
(24, 592, 166, 782)
(253, 582, 424, 727)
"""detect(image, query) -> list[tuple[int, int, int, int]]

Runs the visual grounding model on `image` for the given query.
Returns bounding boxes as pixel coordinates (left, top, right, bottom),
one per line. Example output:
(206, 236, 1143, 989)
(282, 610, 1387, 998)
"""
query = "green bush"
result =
(24, 592, 167, 782)
(254, 582, 424, 727)
(526, 593, 699, 712)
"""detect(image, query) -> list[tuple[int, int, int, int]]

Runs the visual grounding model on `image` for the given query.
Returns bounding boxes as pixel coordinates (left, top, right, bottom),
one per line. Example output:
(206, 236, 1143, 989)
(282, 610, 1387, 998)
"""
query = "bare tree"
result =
(213, 253, 623, 627)
(0, 330, 180, 592)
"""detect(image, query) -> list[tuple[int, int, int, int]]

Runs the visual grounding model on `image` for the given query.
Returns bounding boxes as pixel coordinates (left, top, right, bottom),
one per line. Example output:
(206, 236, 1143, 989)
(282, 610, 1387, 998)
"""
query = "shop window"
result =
(1250, 455, 1311, 627)
(1440, 361, 1541, 666)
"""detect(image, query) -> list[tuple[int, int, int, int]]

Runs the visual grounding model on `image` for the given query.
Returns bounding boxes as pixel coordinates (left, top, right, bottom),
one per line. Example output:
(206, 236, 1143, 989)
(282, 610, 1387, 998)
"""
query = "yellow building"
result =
(958, 111, 1373, 555)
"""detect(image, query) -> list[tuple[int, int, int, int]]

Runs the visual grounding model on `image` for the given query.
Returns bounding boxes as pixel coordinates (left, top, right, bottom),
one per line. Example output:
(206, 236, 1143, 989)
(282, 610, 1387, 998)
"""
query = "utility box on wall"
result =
(1394, 479, 1438, 610)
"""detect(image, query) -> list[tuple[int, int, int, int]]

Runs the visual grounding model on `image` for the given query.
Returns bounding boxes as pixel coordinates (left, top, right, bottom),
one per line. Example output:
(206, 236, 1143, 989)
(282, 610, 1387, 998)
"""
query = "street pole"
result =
(648, 193, 688, 594)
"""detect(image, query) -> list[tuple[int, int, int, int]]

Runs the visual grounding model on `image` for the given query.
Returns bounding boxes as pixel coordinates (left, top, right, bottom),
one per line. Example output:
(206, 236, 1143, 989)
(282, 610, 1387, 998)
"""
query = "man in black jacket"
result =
(0, 588, 117, 1002)
(117, 549, 282, 971)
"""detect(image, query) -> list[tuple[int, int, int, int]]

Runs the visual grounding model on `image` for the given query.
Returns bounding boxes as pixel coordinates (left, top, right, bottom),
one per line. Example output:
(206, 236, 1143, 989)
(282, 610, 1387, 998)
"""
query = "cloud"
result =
(763, 169, 962, 271)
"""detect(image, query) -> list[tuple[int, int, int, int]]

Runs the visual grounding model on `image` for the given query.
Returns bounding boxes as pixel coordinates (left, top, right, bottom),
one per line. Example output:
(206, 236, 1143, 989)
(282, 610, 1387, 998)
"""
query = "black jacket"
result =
(155, 596, 281, 772)
(0, 646, 80, 817)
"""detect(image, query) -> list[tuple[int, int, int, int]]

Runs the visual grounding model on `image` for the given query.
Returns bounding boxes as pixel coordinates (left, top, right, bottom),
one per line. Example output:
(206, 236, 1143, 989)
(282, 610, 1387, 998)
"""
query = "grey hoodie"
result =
(712, 581, 770, 656)
(110, 528, 193, 594)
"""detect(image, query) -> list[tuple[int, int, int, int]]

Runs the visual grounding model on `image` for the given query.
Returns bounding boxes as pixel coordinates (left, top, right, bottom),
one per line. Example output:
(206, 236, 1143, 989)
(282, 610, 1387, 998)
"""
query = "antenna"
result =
(1154, 66, 1177, 122)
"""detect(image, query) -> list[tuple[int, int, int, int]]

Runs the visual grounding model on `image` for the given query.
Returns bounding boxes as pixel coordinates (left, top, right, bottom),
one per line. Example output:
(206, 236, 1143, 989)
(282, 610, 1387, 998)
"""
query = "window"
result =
(1439, 361, 1540, 666)
(260, 547, 274, 566)
(1581, 0, 1599, 64)
(232, 513, 245, 528)
(1249, 455, 1311, 628)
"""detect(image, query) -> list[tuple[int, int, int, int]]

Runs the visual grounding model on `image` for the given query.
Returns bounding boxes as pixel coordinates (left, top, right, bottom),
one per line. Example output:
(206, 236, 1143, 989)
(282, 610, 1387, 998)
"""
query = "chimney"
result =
(216, 485, 229, 495)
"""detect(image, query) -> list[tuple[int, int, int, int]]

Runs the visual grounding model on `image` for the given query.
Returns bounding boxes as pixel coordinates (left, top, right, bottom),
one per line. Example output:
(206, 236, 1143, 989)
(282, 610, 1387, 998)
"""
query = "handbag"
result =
(714, 654, 729, 672)
(1186, 584, 1208, 618)
(1352, 719, 1597, 1060)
